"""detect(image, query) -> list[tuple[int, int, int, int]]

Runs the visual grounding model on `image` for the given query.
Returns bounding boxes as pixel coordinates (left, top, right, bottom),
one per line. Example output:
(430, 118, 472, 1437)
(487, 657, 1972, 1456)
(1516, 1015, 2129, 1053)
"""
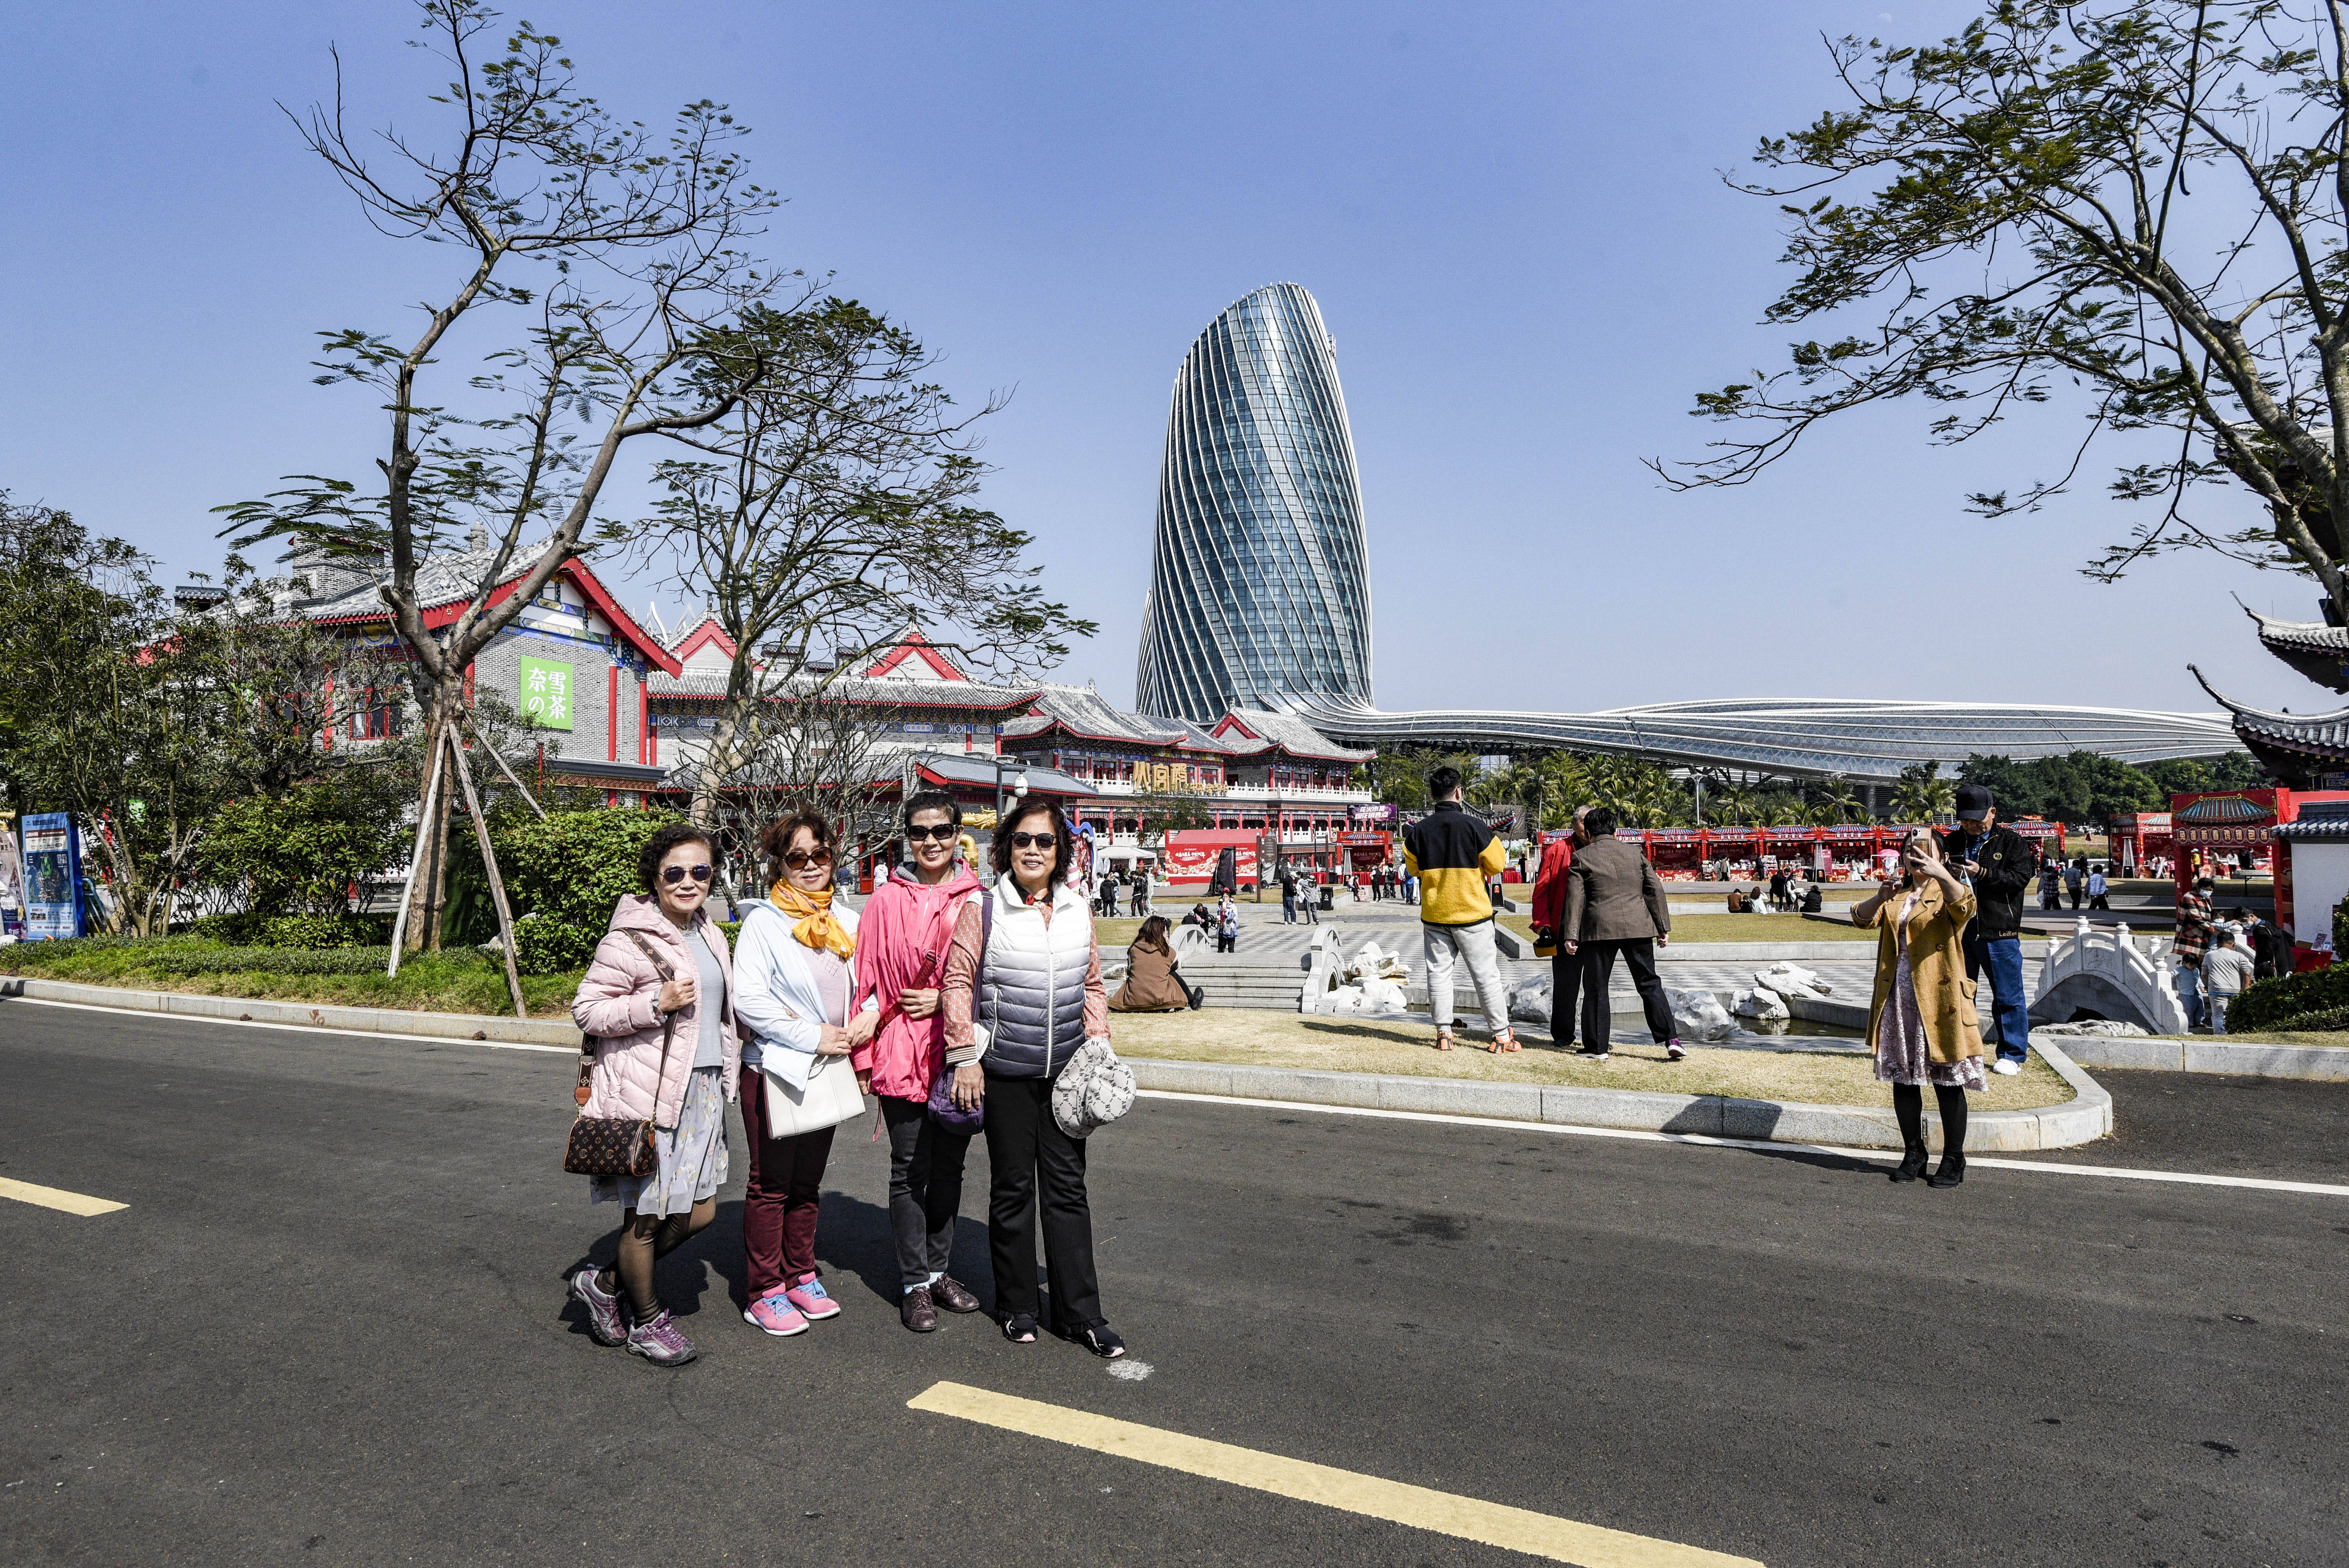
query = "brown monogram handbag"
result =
(562, 930, 682, 1178)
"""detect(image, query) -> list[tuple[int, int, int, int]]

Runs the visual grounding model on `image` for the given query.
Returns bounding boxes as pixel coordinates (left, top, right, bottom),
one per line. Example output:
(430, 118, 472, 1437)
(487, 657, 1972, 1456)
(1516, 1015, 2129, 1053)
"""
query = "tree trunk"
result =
(405, 692, 462, 953)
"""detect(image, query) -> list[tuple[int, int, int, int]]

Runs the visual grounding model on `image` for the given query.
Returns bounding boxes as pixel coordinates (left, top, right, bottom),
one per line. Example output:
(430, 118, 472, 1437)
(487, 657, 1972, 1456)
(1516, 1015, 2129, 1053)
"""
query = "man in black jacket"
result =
(1941, 783, 2038, 1076)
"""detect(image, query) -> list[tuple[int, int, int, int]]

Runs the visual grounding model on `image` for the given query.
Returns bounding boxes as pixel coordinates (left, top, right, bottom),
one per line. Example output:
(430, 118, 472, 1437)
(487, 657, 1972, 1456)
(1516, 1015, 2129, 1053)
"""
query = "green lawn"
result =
(1498, 911, 1878, 944)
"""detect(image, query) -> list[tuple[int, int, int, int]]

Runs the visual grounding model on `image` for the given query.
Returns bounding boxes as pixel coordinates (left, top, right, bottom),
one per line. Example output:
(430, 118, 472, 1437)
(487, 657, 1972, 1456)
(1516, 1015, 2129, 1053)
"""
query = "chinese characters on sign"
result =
(1127, 760, 1222, 794)
(519, 656, 576, 732)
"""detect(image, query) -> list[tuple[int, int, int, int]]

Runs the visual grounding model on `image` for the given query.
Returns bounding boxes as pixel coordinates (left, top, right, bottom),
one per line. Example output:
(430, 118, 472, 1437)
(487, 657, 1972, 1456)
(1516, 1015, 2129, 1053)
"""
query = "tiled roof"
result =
(648, 666, 1039, 709)
(1007, 684, 1195, 747)
(1217, 708, 1378, 762)
(2243, 603, 2349, 693)
(910, 750, 1099, 798)
(2188, 664, 2349, 786)
(285, 546, 675, 671)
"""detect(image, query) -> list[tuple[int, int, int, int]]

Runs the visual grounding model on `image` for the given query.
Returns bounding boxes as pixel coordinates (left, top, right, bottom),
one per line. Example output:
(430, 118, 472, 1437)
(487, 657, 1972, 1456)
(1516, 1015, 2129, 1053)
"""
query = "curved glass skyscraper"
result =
(1135, 282, 1372, 720)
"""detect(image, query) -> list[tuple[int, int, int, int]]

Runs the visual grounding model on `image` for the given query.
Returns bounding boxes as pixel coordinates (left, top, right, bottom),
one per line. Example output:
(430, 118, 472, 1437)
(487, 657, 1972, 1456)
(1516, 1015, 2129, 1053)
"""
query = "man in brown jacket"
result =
(1560, 807, 1682, 1061)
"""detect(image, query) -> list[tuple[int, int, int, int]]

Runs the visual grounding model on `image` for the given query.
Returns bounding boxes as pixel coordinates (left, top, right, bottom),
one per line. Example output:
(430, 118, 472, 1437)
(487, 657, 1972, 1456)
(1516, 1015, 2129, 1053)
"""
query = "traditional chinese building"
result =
(274, 544, 677, 804)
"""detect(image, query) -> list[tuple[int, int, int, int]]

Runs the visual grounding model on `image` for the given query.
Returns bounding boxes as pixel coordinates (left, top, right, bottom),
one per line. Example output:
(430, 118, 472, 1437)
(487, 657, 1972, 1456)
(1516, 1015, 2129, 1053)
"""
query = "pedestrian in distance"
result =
(1279, 863, 1299, 924)
(732, 811, 877, 1340)
(2173, 875, 2215, 1031)
(2038, 860, 2062, 912)
(849, 791, 987, 1334)
(2065, 855, 2087, 910)
(1559, 807, 1681, 1063)
(1216, 894, 1239, 953)
(1404, 766, 1518, 1053)
(1853, 829, 1983, 1187)
(939, 796, 1128, 1358)
(2086, 862, 2110, 911)
(2201, 927, 2255, 1034)
(1130, 871, 1148, 919)
(1300, 871, 1321, 925)
(1529, 808, 1588, 1047)
(1940, 784, 2038, 1076)
(1111, 914, 1196, 1012)
(567, 824, 743, 1368)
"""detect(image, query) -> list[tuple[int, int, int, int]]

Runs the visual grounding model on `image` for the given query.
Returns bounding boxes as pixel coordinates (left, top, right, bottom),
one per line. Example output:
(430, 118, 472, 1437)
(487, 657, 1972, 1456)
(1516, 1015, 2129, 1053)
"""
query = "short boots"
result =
(1889, 1144, 1929, 1183)
(1928, 1151, 1966, 1188)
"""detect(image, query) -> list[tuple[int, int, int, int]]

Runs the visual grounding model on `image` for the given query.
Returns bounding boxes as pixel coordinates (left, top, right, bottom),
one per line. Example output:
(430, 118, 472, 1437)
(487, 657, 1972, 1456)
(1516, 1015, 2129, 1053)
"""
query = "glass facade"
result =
(1135, 283, 1372, 720)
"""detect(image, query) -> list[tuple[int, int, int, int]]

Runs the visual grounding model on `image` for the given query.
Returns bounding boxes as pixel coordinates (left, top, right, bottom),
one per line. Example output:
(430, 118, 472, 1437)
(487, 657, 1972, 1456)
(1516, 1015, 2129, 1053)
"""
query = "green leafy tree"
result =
(1891, 761, 1956, 823)
(449, 807, 684, 973)
(1662, 2, 2349, 603)
(217, 0, 785, 948)
(201, 775, 410, 918)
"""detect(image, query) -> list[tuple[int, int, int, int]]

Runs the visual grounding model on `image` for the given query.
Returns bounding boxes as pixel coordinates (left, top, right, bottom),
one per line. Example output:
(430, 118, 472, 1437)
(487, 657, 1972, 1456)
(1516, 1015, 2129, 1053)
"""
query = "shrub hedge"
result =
(182, 912, 394, 949)
(449, 808, 686, 976)
(26, 935, 399, 976)
(2222, 964, 2349, 1032)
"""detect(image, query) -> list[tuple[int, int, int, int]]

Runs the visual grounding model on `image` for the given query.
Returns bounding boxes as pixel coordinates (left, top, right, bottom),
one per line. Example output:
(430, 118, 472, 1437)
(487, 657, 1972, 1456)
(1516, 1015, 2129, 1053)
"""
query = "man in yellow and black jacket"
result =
(1403, 767, 1515, 1051)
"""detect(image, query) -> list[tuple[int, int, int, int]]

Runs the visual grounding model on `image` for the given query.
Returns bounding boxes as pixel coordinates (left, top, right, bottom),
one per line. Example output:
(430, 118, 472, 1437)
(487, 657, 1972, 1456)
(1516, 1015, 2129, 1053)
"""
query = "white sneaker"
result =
(1665, 1039, 1688, 1061)
(1991, 1058, 2022, 1076)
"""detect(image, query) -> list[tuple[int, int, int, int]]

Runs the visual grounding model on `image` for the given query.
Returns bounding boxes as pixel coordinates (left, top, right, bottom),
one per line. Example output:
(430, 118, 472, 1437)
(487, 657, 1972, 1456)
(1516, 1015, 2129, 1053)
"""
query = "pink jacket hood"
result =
(850, 860, 983, 1101)
(571, 893, 741, 1127)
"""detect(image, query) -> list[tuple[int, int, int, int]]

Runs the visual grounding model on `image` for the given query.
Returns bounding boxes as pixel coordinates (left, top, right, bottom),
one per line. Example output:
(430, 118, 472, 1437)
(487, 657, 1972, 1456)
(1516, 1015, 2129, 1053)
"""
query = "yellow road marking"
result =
(0, 1177, 127, 1216)
(907, 1381, 1761, 1568)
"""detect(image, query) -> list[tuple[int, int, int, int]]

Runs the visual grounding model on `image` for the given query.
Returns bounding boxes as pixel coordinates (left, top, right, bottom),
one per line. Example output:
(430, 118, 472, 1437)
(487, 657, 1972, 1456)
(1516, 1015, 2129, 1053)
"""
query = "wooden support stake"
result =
(387, 721, 449, 979)
(445, 727, 529, 1020)
(466, 720, 549, 821)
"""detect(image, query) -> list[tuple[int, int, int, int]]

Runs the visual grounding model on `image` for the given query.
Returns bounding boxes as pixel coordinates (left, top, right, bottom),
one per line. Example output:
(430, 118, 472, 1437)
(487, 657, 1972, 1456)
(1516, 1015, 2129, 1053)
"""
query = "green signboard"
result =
(519, 656, 576, 731)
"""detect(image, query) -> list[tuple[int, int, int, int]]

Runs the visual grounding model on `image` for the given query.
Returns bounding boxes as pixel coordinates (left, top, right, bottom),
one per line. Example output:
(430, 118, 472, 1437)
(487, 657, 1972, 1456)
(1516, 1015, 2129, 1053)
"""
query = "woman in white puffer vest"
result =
(940, 796, 1127, 1358)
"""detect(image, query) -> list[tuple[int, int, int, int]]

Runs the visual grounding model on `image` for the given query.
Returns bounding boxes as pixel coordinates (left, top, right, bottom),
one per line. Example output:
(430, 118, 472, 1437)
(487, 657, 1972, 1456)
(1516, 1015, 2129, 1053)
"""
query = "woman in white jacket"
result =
(733, 811, 876, 1338)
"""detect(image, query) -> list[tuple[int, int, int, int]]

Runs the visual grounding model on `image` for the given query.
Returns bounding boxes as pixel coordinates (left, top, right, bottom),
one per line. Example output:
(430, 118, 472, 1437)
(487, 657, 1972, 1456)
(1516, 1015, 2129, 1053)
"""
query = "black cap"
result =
(1954, 783, 1993, 821)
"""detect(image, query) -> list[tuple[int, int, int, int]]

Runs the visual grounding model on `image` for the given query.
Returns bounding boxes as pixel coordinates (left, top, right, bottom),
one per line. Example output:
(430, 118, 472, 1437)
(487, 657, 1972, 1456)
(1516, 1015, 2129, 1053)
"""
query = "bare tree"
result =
(216, 0, 788, 946)
(616, 296, 1095, 835)
(1660, 2, 2349, 605)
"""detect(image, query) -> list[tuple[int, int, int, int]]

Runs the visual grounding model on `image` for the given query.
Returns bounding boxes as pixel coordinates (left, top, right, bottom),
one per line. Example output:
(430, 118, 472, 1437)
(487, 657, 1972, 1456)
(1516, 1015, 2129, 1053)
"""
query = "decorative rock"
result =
(1666, 987, 1737, 1041)
(1506, 974, 1554, 1025)
(2035, 1019, 2151, 1037)
(1753, 962, 1833, 999)
(1732, 987, 1791, 1021)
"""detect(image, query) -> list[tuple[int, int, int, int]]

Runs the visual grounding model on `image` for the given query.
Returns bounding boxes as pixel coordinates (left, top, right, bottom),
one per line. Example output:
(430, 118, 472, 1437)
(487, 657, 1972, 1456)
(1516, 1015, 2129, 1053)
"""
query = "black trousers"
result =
(1548, 941, 1584, 1044)
(982, 1073, 1101, 1331)
(880, 1095, 972, 1293)
(1580, 937, 1677, 1046)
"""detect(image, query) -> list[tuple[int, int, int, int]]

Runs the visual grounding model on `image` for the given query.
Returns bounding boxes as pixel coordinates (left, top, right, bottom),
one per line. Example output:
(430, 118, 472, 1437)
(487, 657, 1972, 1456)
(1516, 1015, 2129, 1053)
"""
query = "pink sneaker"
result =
(784, 1276, 842, 1321)
(743, 1288, 809, 1337)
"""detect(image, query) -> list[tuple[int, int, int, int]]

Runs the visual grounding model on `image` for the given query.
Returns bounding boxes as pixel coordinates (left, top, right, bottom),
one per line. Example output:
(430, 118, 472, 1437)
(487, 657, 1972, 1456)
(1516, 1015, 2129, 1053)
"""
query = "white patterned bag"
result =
(1050, 1037, 1136, 1139)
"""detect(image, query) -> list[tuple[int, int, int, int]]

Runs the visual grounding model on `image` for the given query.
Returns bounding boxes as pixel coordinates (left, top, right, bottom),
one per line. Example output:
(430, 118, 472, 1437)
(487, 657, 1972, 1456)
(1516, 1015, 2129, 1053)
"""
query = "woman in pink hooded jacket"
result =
(564, 824, 741, 1368)
(851, 791, 987, 1334)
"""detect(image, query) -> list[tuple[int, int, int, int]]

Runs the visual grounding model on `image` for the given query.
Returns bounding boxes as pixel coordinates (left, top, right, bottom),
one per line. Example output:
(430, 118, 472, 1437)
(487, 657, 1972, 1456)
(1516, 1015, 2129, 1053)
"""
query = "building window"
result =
(350, 691, 403, 741)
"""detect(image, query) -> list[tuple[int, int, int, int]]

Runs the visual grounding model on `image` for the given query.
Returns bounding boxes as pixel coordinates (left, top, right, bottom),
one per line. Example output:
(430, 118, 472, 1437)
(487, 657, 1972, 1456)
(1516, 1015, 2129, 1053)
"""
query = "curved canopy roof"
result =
(1285, 694, 2240, 784)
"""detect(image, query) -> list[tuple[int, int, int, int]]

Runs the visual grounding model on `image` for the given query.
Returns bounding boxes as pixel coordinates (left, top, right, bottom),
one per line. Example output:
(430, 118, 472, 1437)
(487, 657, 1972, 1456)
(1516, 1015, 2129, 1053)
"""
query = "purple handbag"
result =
(925, 897, 987, 1134)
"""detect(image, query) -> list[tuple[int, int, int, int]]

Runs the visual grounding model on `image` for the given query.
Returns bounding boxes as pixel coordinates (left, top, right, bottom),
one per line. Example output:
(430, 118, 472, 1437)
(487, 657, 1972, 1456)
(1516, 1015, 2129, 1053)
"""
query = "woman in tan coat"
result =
(1851, 829, 1985, 1187)
(1110, 916, 1192, 1012)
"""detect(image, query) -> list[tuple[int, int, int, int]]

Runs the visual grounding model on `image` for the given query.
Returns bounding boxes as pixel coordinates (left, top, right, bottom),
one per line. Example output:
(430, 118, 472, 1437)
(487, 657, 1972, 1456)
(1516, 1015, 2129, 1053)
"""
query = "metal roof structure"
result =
(1287, 694, 2240, 784)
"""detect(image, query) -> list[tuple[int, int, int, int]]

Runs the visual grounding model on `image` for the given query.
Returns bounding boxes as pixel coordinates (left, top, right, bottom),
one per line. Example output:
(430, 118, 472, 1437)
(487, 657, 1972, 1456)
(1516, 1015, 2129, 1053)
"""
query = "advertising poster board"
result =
(519, 656, 576, 731)
(0, 823, 23, 937)
(20, 813, 84, 941)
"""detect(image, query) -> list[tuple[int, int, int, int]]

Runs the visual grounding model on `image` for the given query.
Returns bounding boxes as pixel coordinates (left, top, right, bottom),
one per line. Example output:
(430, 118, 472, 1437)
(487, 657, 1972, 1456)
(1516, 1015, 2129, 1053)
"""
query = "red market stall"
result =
(1337, 829, 1394, 877)
(1161, 829, 1260, 889)
(2107, 811, 2174, 877)
(1643, 829, 1705, 880)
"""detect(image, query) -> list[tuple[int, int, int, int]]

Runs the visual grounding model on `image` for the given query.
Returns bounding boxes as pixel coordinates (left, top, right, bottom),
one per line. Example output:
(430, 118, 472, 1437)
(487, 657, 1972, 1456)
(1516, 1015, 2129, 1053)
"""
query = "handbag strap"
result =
(980, 890, 999, 1048)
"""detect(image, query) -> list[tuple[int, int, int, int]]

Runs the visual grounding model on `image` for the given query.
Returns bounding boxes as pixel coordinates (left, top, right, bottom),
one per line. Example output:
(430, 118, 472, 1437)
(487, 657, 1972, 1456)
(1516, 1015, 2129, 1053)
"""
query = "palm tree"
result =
(1809, 775, 1864, 825)
(1890, 761, 1955, 823)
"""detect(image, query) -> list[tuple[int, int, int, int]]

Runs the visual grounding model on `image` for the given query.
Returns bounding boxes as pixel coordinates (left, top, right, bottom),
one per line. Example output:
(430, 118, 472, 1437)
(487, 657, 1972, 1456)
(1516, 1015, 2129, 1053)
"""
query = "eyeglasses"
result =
(661, 864, 713, 886)
(783, 848, 832, 869)
(1009, 832, 1057, 850)
(905, 823, 959, 842)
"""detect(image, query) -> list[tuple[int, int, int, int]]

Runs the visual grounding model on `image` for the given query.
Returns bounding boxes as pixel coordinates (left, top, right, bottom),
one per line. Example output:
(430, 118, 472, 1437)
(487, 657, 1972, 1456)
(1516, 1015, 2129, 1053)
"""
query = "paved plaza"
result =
(6, 998, 2342, 1566)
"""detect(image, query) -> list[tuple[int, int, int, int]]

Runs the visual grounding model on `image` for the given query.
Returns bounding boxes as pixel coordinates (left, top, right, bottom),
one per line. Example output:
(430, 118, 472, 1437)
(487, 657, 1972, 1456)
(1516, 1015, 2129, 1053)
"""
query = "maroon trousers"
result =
(739, 1076, 836, 1299)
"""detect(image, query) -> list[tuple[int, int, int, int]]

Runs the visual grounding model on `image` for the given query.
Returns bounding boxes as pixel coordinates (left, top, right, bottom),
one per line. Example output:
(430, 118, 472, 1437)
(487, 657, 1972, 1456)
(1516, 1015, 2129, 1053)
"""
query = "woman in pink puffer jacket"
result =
(564, 823, 741, 1368)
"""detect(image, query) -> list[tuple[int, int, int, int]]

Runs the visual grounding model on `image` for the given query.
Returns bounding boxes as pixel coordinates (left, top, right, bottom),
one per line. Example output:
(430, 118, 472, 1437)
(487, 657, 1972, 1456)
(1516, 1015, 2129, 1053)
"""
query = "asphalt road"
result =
(3, 1000, 2344, 1567)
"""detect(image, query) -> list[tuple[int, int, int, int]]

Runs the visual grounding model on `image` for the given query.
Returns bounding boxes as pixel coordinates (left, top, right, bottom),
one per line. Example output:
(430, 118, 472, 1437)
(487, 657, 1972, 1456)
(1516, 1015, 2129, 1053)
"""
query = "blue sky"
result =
(0, 1, 2298, 717)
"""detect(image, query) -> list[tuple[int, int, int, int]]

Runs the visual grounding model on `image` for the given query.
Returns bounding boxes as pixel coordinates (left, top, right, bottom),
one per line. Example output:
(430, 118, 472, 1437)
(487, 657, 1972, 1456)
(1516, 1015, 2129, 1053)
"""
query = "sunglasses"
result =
(661, 864, 713, 886)
(905, 823, 960, 842)
(1009, 832, 1058, 850)
(783, 848, 832, 869)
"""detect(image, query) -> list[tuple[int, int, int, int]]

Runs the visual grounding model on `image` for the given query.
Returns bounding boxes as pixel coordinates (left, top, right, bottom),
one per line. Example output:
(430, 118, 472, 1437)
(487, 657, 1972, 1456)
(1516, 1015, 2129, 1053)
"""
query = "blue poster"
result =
(20, 813, 84, 941)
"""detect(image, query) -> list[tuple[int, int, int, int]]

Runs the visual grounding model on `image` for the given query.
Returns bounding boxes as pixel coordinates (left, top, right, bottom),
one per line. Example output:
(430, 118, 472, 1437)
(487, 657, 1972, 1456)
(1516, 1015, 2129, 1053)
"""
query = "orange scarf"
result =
(770, 878, 855, 957)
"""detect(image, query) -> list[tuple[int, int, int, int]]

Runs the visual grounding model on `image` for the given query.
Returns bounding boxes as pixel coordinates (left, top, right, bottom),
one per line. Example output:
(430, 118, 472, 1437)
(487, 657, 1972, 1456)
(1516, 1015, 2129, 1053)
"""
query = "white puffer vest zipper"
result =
(978, 878, 1092, 1080)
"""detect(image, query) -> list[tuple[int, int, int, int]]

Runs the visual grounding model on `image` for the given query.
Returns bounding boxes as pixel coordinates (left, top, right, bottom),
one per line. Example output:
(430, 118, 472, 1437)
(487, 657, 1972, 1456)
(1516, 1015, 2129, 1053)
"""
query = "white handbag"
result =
(761, 1050, 866, 1137)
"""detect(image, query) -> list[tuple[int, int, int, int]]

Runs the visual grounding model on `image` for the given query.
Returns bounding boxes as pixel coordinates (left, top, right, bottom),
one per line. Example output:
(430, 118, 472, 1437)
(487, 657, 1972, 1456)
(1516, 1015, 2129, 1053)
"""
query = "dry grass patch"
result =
(1110, 1009, 2073, 1110)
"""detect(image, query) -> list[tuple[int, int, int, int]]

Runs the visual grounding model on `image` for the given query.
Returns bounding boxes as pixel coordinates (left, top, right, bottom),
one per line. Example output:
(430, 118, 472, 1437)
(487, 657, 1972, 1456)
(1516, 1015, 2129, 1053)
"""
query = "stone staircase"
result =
(1170, 924, 1318, 1010)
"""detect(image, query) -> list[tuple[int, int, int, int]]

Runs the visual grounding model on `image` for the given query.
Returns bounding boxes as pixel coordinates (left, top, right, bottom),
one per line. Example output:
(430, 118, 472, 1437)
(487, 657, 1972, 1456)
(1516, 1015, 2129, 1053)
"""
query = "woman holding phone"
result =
(1851, 829, 1984, 1187)
(940, 797, 1127, 1358)
(852, 791, 987, 1333)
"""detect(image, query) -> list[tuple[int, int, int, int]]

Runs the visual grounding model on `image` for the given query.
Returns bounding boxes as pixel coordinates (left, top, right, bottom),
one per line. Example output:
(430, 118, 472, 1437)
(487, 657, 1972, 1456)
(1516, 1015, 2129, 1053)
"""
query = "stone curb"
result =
(2048, 1033, 2349, 1082)
(0, 976, 578, 1047)
(1129, 1034, 2112, 1152)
